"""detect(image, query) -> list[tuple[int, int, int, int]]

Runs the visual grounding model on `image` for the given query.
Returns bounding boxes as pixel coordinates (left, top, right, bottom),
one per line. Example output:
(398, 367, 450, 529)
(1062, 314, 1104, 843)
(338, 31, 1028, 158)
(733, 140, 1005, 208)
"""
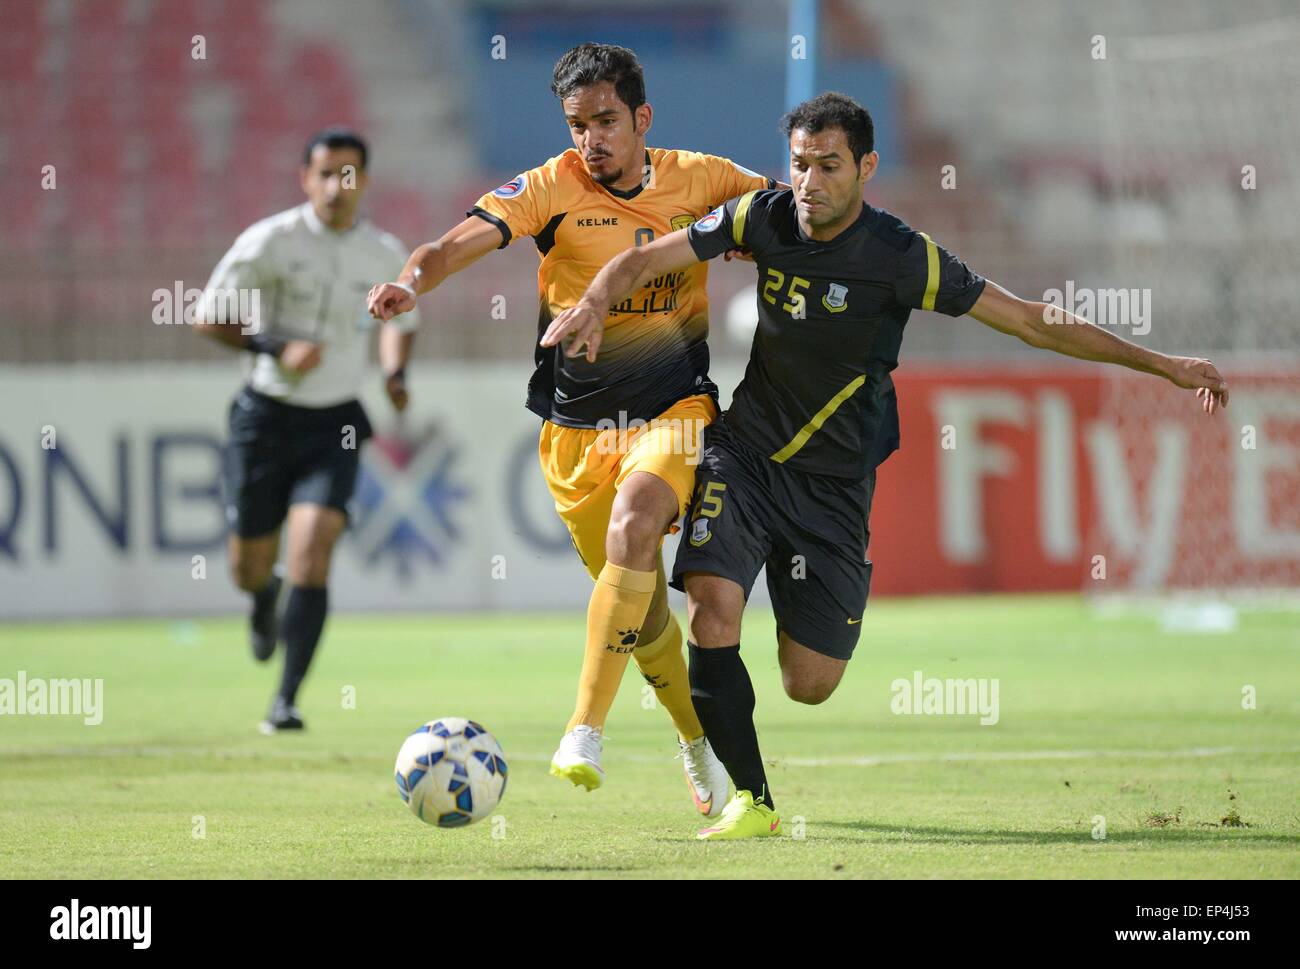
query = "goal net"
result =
(1090, 18, 1300, 605)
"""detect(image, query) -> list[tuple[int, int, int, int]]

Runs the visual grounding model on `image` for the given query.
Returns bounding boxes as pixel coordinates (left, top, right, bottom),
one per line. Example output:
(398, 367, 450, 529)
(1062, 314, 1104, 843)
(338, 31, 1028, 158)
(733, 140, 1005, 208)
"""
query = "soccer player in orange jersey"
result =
(368, 43, 778, 815)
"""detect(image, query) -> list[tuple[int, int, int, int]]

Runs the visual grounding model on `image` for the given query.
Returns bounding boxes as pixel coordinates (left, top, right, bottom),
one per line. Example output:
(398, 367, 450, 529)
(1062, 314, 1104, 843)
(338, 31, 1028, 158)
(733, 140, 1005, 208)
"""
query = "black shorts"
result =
(671, 418, 876, 660)
(221, 387, 372, 538)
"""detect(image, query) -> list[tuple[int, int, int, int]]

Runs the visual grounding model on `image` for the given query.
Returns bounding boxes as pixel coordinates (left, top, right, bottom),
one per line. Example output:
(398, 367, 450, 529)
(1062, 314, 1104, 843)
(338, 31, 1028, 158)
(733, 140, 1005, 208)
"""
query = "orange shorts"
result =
(538, 394, 718, 580)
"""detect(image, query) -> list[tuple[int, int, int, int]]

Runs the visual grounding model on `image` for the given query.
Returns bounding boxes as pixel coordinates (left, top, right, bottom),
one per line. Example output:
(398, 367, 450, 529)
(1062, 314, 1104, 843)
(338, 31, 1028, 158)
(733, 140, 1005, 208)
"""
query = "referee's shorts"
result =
(221, 386, 372, 538)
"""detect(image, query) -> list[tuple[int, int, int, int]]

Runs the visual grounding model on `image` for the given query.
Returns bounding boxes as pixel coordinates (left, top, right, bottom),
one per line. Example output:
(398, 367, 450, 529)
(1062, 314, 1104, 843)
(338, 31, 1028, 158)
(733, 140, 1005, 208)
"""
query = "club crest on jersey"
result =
(822, 282, 849, 313)
(694, 207, 723, 233)
(671, 214, 695, 232)
(493, 175, 526, 199)
(689, 517, 712, 547)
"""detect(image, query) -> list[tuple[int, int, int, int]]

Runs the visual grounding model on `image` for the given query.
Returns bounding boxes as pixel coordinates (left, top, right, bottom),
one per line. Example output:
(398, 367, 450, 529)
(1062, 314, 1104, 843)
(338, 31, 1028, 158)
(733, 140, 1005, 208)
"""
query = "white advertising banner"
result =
(0, 363, 744, 620)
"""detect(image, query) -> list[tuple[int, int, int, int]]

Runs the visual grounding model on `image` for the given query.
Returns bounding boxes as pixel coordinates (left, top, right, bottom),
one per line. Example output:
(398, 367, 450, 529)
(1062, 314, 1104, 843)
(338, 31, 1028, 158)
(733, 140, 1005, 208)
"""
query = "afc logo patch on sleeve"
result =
(492, 175, 526, 198)
(694, 207, 724, 233)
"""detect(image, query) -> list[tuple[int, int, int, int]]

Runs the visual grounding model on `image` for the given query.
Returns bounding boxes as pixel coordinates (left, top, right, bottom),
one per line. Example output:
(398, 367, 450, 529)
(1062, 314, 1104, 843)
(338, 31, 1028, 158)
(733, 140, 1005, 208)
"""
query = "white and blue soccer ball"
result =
(394, 718, 508, 828)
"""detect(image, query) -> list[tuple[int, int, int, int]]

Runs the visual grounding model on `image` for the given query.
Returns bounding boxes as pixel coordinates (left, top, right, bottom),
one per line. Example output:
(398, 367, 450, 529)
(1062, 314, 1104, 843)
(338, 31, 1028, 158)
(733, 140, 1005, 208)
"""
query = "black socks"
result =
(688, 642, 772, 809)
(252, 575, 279, 611)
(278, 586, 328, 706)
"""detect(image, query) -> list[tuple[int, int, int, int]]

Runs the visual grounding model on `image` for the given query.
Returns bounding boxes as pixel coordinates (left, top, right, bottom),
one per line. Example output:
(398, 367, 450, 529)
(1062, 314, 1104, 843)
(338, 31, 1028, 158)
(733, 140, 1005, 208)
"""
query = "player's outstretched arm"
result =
(367, 216, 504, 322)
(968, 280, 1229, 414)
(539, 229, 700, 362)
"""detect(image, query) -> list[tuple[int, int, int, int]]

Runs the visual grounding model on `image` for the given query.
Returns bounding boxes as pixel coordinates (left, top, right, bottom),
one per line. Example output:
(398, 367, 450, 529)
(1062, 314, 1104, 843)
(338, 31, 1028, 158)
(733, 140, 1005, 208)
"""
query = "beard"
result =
(805, 211, 833, 229)
(584, 151, 623, 186)
(588, 164, 623, 186)
(803, 197, 851, 228)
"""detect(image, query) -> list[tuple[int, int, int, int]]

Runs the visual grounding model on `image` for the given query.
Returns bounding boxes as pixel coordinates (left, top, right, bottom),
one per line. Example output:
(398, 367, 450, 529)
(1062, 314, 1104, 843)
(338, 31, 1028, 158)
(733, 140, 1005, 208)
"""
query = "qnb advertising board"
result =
(0, 362, 1296, 619)
(0, 364, 589, 619)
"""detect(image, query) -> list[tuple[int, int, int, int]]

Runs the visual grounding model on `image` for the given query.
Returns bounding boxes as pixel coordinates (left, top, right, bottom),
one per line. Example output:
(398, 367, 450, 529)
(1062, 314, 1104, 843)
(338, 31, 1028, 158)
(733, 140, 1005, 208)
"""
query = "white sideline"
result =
(3, 743, 1298, 766)
(772, 745, 1300, 768)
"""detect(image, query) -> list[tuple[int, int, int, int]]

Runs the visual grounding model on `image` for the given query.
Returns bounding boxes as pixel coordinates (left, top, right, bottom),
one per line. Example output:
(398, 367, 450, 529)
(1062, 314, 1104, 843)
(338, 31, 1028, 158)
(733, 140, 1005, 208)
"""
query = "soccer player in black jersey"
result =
(541, 92, 1228, 840)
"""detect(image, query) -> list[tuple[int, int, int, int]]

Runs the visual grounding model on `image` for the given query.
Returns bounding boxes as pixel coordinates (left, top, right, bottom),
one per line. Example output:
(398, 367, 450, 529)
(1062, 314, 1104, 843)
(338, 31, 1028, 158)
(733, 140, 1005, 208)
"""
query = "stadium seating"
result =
(2, 0, 1296, 364)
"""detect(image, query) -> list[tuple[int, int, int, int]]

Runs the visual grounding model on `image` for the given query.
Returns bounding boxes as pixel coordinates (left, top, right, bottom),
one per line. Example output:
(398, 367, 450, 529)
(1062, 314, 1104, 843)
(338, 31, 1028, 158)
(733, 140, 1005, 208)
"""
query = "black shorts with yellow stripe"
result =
(670, 416, 876, 660)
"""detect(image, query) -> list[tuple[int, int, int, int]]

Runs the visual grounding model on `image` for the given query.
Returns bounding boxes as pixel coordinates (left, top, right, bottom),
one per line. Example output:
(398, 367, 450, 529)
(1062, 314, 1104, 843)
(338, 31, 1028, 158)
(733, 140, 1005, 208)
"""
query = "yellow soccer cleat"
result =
(549, 725, 605, 791)
(696, 790, 781, 841)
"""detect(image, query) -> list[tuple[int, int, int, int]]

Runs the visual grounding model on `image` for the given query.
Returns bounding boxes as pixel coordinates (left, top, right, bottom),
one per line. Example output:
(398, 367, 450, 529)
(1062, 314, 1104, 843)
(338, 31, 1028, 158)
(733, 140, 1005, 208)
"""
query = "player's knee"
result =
(605, 506, 666, 565)
(229, 556, 270, 593)
(687, 603, 740, 649)
(286, 547, 333, 587)
(782, 673, 835, 705)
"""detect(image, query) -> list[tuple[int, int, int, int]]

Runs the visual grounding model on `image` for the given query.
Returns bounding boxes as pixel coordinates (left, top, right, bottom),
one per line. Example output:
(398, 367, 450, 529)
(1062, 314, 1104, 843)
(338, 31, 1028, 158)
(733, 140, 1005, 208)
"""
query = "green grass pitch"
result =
(2, 594, 1297, 879)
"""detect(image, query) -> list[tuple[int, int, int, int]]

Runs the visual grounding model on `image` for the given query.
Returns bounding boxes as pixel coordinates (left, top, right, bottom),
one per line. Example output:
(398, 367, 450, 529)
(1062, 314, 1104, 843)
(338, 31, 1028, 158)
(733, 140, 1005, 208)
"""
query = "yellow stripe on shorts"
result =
(770, 374, 867, 464)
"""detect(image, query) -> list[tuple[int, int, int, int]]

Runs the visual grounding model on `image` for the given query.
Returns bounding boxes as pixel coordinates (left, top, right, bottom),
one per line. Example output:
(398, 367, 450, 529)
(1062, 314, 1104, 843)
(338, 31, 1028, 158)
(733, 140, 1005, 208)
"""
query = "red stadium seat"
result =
(0, 80, 50, 127)
(60, 170, 124, 246)
(140, 172, 205, 243)
(0, 0, 41, 29)
(0, 29, 41, 80)
(145, 0, 202, 29)
(367, 187, 432, 250)
(0, 174, 53, 246)
(145, 127, 199, 176)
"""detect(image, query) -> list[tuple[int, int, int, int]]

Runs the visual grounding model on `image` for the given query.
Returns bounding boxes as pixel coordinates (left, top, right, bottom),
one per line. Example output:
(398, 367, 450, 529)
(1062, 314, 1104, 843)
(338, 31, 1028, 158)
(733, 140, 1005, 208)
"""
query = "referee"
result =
(194, 127, 419, 733)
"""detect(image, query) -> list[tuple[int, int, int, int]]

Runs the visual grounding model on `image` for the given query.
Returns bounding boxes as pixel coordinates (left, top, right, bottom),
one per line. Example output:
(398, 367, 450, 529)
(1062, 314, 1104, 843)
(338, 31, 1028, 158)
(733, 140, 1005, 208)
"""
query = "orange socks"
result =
(565, 562, 657, 732)
(633, 612, 704, 741)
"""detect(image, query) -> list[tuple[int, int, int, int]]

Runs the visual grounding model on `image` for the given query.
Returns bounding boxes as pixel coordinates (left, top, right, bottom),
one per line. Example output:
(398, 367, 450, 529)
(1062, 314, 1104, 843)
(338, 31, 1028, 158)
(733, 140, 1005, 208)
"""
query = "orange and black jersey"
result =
(470, 147, 774, 427)
(688, 188, 985, 479)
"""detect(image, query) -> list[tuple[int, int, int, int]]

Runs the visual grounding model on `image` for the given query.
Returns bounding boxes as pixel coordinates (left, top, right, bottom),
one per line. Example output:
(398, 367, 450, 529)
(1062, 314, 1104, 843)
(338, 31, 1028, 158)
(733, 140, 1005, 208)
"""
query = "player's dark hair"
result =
(551, 42, 646, 115)
(780, 92, 874, 163)
(302, 126, 368, 169)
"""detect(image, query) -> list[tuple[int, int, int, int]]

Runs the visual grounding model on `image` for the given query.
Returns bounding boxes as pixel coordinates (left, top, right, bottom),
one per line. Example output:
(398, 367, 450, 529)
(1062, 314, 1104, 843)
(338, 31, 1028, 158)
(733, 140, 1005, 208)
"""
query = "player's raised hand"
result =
(1166, 356, 1228, 414)
(540, 299, 606, 362)
(280, 341, 322, 374)
(367, 282, 417, 321)
(723, 248, 755, 262)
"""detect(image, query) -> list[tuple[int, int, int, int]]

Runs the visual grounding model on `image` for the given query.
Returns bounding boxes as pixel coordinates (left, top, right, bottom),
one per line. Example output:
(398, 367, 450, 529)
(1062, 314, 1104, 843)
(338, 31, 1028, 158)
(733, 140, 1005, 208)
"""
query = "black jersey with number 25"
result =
(688, 188, 985, 479)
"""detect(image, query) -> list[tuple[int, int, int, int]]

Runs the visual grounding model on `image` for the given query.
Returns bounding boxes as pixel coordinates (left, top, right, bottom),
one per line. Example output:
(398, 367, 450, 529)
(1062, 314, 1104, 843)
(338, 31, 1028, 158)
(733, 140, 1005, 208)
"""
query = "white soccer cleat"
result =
(679, 735, 729, 817)
(549, 725, 605, 791)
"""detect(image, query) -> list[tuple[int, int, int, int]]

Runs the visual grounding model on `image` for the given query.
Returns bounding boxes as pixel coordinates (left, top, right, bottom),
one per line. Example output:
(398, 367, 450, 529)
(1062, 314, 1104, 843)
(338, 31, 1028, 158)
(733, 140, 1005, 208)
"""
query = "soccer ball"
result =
(393, 718, 508, 828)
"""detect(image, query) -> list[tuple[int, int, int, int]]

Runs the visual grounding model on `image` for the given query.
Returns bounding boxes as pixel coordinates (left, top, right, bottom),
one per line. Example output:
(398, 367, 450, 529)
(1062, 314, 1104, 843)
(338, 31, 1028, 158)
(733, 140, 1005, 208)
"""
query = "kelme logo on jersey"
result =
(822, 282, 849, 313)
(689, 517, 712, 547)
(694, 207, 723, 233)
(492, 175, 526, 199)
